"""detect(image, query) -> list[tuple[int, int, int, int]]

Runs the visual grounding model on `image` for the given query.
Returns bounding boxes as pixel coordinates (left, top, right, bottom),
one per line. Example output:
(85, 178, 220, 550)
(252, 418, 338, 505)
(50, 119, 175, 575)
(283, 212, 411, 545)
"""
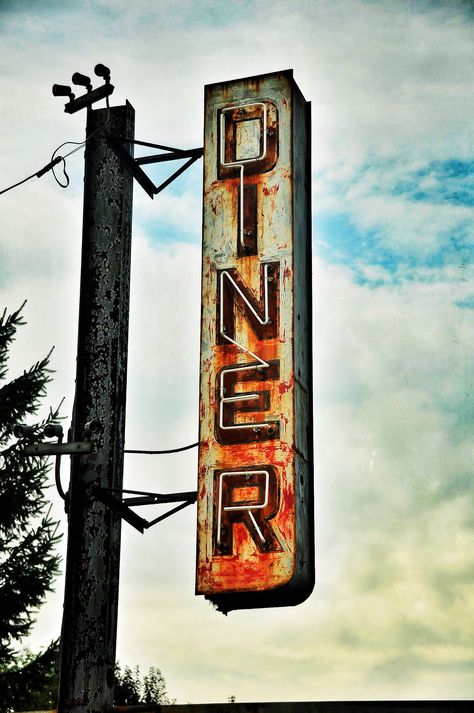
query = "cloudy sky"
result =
(1, 0, 472, 704)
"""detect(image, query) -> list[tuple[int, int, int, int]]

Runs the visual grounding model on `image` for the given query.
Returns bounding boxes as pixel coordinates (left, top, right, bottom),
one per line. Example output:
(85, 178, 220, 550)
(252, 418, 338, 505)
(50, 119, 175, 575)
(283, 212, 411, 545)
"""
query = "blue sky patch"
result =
(455, 294, 474, 309)
(392, 159, 474, 207)
(315, 209, 474, 286)
(316, 155, 474, 284)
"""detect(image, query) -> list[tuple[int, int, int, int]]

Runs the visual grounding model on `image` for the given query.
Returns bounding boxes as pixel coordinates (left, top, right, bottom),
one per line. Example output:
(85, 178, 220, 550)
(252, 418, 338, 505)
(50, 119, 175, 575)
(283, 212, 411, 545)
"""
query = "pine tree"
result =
(0, 304, 62, 711)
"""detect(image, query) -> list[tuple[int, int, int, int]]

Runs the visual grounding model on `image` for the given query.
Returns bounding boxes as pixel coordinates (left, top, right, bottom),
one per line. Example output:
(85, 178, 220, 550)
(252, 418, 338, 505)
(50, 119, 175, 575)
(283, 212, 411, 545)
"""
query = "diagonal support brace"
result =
(108, 135, 203, 198)
(94, 486, 197, 533)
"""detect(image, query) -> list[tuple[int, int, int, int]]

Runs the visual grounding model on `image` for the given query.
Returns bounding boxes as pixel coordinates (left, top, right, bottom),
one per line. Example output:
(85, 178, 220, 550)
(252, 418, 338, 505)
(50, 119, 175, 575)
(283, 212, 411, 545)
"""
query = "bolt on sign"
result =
(196, 70, 314, 612)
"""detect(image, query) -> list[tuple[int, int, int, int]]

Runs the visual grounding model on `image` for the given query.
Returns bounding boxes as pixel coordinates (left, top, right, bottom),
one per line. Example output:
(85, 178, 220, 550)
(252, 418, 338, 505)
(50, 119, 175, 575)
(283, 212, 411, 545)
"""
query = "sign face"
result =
(196, 70, 314, 612)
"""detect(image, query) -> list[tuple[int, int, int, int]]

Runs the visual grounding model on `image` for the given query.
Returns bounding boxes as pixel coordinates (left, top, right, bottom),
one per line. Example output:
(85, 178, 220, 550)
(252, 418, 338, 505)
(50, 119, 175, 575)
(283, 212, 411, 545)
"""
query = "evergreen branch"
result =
(0, 304, 26, 382)
(0, 359, 53, 441)
(0, 303, 62, 693)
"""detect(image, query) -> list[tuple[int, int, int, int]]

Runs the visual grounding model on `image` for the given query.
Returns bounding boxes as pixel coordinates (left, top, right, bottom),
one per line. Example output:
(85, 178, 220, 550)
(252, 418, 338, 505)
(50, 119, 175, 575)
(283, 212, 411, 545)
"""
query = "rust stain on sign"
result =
(196, 70, 314, 612)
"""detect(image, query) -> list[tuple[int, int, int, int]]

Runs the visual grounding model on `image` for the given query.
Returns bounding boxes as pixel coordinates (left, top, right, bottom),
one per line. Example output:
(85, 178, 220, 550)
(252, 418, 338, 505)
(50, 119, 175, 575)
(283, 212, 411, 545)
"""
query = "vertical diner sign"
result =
(196, 71, 314, 611)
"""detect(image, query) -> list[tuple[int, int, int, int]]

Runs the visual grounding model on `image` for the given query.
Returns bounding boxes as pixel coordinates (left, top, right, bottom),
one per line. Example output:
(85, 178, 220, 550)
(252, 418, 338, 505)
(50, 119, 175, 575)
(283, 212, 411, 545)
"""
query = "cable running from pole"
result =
(0, 171, 39, 196)
(124, 441, 199, 455)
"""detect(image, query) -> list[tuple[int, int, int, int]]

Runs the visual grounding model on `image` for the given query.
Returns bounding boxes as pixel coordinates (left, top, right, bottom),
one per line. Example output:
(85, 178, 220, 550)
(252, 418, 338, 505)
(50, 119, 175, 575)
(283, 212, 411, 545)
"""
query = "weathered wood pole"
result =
(57, 102, 134, 712)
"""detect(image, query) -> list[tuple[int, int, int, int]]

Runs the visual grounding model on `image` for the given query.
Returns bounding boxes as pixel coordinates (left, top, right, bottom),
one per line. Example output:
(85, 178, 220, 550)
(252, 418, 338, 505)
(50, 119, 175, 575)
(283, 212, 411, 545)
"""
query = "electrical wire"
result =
(124, 442, 199, 455)
(0, 171, 39, 196)
(51, 156, 70, 189)
(55, 454, 66, 501)
(53, 441, 199, 501)
(53, 439, 199, 500)
(50, 97, 111, 188)
(0, 96, 111, 196)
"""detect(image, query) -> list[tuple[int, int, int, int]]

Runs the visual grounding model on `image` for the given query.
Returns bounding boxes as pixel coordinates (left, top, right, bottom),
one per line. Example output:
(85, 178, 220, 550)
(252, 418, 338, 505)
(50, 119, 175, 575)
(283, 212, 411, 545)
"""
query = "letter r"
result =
(213, 466, 282, 555)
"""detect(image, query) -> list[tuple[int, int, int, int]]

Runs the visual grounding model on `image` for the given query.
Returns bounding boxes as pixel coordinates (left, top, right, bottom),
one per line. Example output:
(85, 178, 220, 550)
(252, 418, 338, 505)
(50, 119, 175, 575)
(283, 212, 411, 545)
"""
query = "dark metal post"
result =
(57, 102, 134, 712)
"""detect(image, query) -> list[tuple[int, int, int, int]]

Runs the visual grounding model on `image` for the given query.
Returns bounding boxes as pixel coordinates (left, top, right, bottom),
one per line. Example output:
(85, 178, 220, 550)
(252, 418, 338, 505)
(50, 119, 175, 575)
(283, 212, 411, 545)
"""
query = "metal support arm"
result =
(95, 486, 197, 533)
(108, 135, 203, 198)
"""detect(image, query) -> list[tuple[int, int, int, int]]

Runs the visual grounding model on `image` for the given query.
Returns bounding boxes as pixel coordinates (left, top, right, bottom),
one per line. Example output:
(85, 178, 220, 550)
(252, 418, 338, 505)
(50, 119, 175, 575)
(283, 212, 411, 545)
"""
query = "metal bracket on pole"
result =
(94, 486, 197, 534)
(23, 441, 91, 456)
(64, 83, 115, 114)
(23, 439, 91, 505)
(108, 136, 203, 198)
(15, 425, 93, 504)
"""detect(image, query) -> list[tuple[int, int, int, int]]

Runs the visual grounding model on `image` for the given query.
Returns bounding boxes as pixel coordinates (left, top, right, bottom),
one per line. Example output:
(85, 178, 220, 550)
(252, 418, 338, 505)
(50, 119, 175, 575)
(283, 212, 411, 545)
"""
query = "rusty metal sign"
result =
(196, 70, 314, 612)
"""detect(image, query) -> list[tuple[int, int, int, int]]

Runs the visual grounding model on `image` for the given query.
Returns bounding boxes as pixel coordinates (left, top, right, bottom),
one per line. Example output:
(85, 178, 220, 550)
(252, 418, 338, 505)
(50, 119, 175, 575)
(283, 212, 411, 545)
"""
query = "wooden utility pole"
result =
(57, 102, 135, 712)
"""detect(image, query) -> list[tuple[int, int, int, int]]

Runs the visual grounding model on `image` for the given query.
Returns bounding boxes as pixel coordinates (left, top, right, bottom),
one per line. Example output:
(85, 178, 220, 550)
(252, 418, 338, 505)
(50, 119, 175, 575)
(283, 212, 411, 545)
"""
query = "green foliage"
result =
(0, 305, 62, 712)
(114, 663, 174, 705)
(143, 666, 172, 704)
(114, 664, 141, 705)
(0, 643, 59, 711)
